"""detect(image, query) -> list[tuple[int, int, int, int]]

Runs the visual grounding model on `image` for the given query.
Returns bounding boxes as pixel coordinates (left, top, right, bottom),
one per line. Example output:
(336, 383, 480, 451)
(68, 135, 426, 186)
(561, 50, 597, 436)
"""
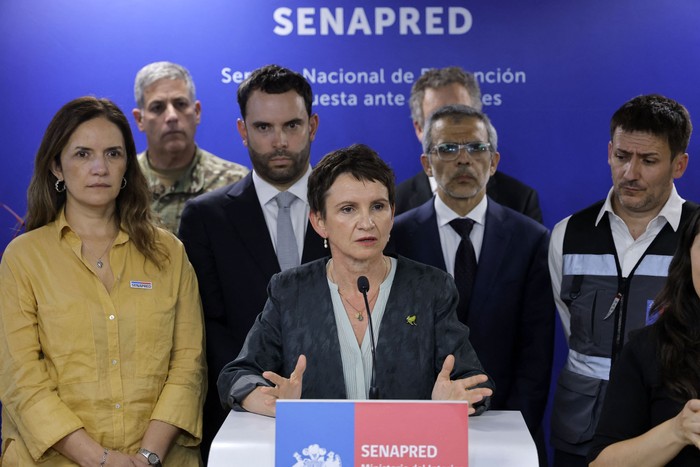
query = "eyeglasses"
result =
(429, 142, 492, 161)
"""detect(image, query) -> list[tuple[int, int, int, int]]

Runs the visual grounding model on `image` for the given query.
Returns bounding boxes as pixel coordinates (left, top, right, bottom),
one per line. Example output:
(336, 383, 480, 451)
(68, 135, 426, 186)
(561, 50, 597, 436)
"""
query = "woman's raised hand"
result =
(431, 354, 493, 415)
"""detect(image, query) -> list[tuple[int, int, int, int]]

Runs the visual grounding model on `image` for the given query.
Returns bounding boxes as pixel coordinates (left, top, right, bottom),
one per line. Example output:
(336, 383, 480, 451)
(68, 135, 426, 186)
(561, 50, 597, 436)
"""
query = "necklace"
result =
(338, 288, 379, 321)
(83, 234, 118, 269)
(328, 257, 390, 321)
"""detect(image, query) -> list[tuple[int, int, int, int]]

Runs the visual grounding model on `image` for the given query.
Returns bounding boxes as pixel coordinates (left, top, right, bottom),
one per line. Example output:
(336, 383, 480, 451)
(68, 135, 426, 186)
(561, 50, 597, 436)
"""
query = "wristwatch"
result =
(137, 448, 162, 466)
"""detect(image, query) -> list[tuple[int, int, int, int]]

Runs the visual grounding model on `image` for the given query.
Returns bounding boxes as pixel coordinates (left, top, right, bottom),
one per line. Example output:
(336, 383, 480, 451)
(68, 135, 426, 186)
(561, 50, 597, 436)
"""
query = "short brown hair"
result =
(308, 144, 395, 218)
(610, 94, 692, 158)
(237, 64, 313, 119)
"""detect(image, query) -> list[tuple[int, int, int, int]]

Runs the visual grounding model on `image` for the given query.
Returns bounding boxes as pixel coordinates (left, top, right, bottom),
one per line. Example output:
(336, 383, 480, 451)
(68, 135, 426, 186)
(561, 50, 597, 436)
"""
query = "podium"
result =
(209, 407, 538, 466)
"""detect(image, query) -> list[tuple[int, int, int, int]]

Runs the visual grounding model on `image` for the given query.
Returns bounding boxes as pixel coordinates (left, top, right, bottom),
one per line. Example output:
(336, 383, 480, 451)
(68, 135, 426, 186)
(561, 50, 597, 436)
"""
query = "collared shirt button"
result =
(115, 403, 121, 409)
(111, 359, 118, 365)
(109, 315, 115, 320)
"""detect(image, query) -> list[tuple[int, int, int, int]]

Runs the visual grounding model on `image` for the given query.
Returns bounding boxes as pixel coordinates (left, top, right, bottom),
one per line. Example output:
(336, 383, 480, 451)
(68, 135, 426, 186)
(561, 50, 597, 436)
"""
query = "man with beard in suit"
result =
(178, 65, 326, 462)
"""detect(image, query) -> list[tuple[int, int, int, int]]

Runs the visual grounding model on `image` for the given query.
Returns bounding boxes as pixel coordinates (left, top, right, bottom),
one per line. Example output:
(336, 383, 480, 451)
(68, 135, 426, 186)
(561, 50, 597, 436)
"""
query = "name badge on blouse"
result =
(130, 281, 153, 290)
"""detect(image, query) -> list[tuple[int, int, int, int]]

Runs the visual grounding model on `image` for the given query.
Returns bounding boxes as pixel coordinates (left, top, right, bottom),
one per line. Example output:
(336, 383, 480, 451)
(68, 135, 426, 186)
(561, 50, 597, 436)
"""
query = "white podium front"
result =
(208, 409, 538, 467)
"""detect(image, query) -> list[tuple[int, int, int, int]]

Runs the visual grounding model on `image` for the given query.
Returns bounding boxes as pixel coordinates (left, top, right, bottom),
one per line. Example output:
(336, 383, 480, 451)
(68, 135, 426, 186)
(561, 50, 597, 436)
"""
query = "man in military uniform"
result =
(133, 61, 248, 234)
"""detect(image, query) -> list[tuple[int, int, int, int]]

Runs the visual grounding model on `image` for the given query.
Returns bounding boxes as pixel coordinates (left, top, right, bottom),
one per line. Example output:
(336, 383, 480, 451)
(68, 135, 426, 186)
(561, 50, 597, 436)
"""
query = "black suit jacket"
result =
(178, 173, 326, 457)
(389, 198, 554, 433)
(219, 256, 494, 409)
(395, 170, 543, 223)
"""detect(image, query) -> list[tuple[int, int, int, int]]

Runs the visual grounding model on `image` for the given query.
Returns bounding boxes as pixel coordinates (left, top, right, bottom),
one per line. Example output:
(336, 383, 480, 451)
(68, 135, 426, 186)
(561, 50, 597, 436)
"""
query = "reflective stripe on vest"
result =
(565, 349, 612, 381)
(563, 253, 671, 277)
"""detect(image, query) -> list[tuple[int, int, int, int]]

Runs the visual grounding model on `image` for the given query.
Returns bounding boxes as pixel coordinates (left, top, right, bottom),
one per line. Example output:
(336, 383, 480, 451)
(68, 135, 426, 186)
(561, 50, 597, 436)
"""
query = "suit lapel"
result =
(470, 200, 511, 317)
(225, 175, 281, 278)
(413, 202, 448, 270)
(411, 172, 433, 208)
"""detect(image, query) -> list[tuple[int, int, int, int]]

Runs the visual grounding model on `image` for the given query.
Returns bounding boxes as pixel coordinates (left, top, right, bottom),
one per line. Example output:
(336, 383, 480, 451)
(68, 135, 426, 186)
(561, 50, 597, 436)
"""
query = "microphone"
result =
(358, 276, 379, 399)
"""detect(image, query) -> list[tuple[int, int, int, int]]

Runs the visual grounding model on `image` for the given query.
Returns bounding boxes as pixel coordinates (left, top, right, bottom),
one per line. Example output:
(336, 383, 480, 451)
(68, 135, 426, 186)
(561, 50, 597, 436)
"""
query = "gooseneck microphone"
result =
(358, 276, 379, 399)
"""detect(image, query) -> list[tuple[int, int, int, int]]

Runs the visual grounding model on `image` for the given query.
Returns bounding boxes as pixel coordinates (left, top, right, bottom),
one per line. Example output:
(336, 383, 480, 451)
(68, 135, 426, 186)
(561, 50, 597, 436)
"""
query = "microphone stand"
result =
(358, 276, 379, 399)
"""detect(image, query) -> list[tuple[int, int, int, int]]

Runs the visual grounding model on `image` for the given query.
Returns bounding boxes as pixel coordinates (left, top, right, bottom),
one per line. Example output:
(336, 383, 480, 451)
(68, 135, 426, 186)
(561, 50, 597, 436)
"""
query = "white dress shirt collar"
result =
(596, 184, 685, 232)
(252, 165, 312, 259)
(434, 193, 488, 275)
(252, 165, 312, 207)
(434, 192, 488, 228)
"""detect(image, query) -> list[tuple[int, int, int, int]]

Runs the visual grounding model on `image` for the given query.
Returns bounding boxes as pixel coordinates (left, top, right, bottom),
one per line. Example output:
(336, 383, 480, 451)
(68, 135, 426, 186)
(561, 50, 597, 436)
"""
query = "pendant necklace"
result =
(338, 289, 379, 321)
(329, 257, 389, 321)
(84, 234, 117, 269)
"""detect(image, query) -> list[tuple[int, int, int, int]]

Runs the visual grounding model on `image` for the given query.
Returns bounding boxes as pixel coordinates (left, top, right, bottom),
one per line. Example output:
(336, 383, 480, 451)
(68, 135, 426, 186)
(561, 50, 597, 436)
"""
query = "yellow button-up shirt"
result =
(0, 210, 206, 465)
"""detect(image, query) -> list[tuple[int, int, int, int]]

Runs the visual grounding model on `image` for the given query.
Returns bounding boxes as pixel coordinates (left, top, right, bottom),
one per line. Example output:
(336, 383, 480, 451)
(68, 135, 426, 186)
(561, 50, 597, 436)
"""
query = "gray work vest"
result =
(551, 200, 697, 454)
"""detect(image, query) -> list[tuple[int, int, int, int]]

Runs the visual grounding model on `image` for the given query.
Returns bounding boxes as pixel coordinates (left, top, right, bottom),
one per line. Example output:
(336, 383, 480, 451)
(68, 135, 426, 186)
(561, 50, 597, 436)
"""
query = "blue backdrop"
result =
(2, 0, 699, 246)
(1, 0, 699, 458)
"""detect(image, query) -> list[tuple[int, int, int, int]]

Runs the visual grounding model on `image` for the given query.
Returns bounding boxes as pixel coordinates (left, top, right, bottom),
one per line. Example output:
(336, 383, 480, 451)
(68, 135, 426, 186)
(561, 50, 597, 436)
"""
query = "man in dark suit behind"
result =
(395, 66, 542, 222)
(178, 65, 326, 462)
(391, 104, 554, 464)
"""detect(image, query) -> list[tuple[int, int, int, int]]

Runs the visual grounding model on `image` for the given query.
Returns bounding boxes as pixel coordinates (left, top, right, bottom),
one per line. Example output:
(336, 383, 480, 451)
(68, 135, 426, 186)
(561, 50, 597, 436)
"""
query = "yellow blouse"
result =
(0, 210, 206, 465)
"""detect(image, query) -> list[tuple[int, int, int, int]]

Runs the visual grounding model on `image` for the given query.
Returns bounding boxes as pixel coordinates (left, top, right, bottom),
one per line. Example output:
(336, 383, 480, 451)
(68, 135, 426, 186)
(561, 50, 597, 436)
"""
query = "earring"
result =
(323, 238, 328, 249)
(55, 179, 66, 192)
(120, 177, 127, 189)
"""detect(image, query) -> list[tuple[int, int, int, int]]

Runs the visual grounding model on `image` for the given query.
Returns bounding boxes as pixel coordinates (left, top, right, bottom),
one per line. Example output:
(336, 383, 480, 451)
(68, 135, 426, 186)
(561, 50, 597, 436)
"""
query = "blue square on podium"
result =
(276, 400, 355, 466)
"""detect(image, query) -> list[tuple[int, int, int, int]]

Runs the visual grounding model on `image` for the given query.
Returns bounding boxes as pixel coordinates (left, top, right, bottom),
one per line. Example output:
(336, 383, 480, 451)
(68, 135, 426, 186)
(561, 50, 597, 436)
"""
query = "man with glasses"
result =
(390, 104, 554, 463)
(395, 66, 542, 222)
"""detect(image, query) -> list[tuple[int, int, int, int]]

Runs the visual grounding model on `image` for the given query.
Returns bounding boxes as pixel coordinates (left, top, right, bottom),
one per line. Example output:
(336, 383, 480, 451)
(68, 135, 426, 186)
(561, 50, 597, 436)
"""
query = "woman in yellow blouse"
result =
(0, 97, 206, 466)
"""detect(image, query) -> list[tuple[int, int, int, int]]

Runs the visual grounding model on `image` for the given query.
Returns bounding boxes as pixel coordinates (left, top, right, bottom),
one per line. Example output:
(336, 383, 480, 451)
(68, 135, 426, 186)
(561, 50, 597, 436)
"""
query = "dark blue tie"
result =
(449, 218, 477, 323)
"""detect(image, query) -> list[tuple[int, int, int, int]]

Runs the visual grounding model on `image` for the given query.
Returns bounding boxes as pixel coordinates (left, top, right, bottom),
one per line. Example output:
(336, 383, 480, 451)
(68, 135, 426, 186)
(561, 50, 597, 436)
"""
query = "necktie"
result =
(449, 218, 477, 323)
(275, 191, 300, 271)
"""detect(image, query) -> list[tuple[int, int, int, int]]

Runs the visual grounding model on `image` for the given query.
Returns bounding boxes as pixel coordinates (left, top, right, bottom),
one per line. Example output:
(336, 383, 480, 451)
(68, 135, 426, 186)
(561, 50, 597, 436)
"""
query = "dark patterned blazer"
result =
(218, 256, 494, 411)
(178, 172, 326, 458)
(389, 198, 554, 434)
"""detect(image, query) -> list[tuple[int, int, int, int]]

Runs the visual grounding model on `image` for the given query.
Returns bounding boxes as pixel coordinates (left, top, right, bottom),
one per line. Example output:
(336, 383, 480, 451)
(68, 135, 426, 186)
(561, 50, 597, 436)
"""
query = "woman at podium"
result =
(218, 144, 494, 417)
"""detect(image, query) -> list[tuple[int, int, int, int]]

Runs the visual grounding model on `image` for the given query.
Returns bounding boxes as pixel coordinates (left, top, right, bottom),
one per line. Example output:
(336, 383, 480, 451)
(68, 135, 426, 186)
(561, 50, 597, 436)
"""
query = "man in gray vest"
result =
(549, 94, 696, 466)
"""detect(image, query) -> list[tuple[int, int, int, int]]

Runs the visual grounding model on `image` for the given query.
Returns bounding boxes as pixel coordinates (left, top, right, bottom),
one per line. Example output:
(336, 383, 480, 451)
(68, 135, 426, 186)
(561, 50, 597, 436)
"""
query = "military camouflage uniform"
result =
(138, 147, 248, 235)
